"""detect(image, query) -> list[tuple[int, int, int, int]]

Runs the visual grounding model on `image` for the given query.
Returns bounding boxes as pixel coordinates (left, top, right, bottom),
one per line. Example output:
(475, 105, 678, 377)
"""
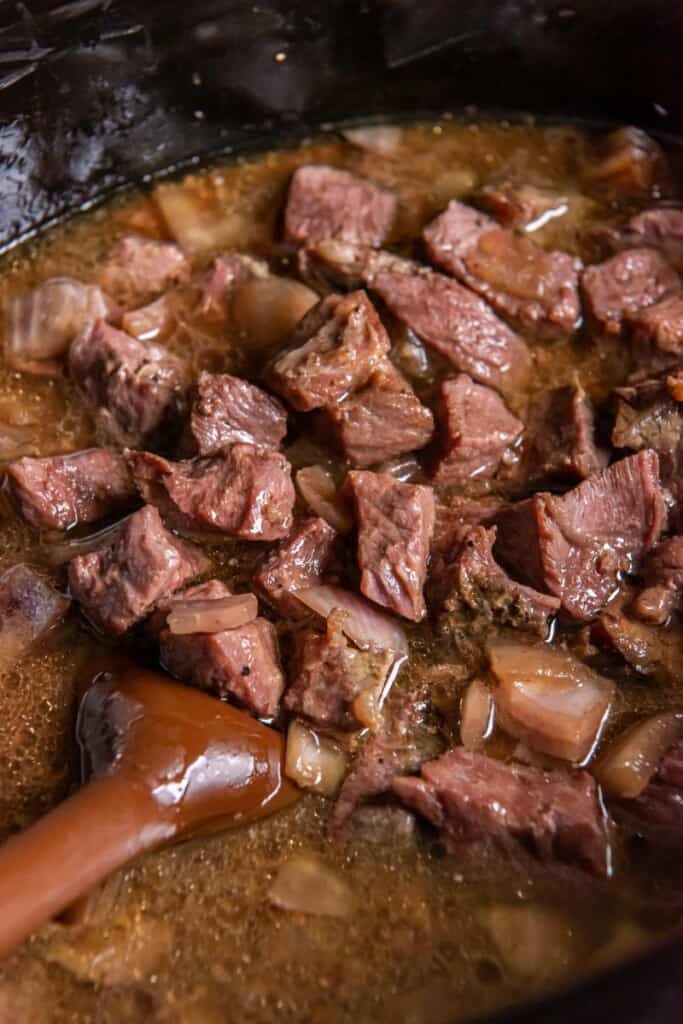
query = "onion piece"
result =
(480, 904, 577, 983)
(121, 294, 174, 342)
(295, 584, 408, 655)
(295, 466, 353, 534)
(489, 642, 614, 763)
(167, 593, 258, 635)
(460, 679, 493, 750)
(6, 277, 110, 369)
(0, 422, 37, 460)
(153, 178, 254, 256)
(593, 713, 683, 798)
(342, 125, 402, 155)
(267, 854, 353, 918)
(377, 455, 421, 482)
(231, 277, 318, 350)
(285, 720, 348, 796)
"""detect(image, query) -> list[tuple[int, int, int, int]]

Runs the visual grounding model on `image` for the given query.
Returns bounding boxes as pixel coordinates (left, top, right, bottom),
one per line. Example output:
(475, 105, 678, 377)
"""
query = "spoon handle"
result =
(0, 774, 171, 959)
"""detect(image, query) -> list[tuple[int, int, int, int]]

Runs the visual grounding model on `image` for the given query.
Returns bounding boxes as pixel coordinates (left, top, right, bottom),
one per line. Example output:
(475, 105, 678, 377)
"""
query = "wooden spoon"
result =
(0, 664, 298, 958)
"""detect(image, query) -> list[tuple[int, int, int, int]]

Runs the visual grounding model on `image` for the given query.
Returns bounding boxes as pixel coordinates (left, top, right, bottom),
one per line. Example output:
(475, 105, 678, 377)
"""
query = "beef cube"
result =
(68, 321, 188, 449)
(596, 595, 683, 685)
(475, 180, 570, 231)
(97, 236, 190, 309)
(441, 525, 559, 643)
(627, 207, 683, 274)
(158, 580, 284, 717)
(284, 165, 396, 246)
(195, 252, 269, 318)
(630, 536, 683, 624)
(393, 748, 609, 875)
(345, 470, 435, 622)
(253, 516, 337, 618)
(268, 290, 390, 411)
(284, 610, 394, 728)
(327, 361, 434, 467)
(522, 385, 607, 484)
(432, 374, 523, 484)
(127, 445, 295, 541)
(581, 249, 680, 335)
(0, 564, 70, 670)
(5, 448, 136, 531)
(428, 495, 505, 607)
(495, 452, 666, 620)
(423, 199, 581, 338)
(612, 738, 683, 854)
(585, 127, 671, 195)
(627, 292, 683, 369)
(612, 374, 683, 484)
(68, 505, 209, 635)
(180, 371, 288, 457)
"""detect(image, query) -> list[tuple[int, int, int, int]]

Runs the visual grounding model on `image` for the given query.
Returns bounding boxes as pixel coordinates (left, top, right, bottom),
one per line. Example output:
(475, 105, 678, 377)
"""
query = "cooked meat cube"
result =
(630, 536, 683, 624)
(432, 374, 523, 484)
(627, 292, 683, 369)
(475, 180, 570, 231)
(612, 738, 683, 853)
(327, 361, 434, 467)
(158, 580, 285, 717)
(180, 371, 288, 456)
(5, 449, 136, 531)
(97, 235, 190, 308)
(268, 291, 390, 412)
(127, 445, 295, 541)
(423, 199, 581, 338)
(345, 470, 435, 622)
(253, 516, 337, 618)
(68, 505, 209, 635)
(68, 321, 188, 449)
(585, 127, 670, 195)
(580, 249, 680, 335)
(284, 610, 394, 729)
(521, 385, 607, 484)
(595, 595, 683, 686)
(440, 526, 559, 644)
(0, 564, 70, 670)
(627, 207, 683, 273)
(393, 748, 609, 876)
(195, 252, 269, 318)
(612, 373, 683, 484)
(428, 495, 505, 607)
(284, 165, 396, 246)
(494, 451, 666, 620)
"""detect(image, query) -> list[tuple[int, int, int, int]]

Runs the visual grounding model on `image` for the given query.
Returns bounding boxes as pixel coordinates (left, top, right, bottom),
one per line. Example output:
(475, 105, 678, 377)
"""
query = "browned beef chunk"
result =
(284, 610, 394, 729)
(627, 292, 683, 370)
(585, 127, 671, 195)
(253, 516, 337, 618)
(68, 321, 188, 449)
(432, 374, 523, 484)
(127, 445, 295, 541)
(194, 252, 269, 318)
(629, 536, 683, 624)
(521, 385, 607, 485)
(580, 249, 680, 335)
(627, 207, 683, 273)
(428, 495, 505, 607)
(422, 199, 581, 338)
(475, 180, 570, 231)
(158, 579, 284, 717)
(0, 564, 70, 668)
(5, 449, 136, 531)
(268, 291, 391, 412)
(612, 738, 683, 853)
(494, 451, 666, 620)
(441, 525, 559, 644)
(284, 165, 396, 246)
(345, 470, 435, 622)
(327, 361, 434, 467)
(68, 505, 209, 635)
(97, 236, 190, 308)
(612, 374, 683, 484)
(180, 371, 288, 457)
(595, 595, 683, 684)
(393, 748, 609, 875)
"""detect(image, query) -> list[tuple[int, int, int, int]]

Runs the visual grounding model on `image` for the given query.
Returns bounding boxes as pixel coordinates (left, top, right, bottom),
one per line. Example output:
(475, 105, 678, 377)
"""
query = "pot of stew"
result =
(0, 2, 683, 1021)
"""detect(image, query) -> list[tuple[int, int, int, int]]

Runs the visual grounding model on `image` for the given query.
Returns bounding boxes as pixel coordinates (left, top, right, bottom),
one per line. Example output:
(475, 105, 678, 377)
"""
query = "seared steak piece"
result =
(327, 361, 434, 467)
(612, 373, 683, 486)
(428, 495, 505, 607)
(284, 165, 396, 246)
(0, 564, 70, 667)
(345, 470, 435, 622)
(580, 249, 680, 335)
(475, 180, 569, 231)
(194, 252, 269, 318)
(423, 199, 581, 338)
(97, 235, 190, 308)
(627, 207, 683, 273)
(440, 525, 559, 642)
(495, 451, 666, 621)
(595, 595, 683, 685)
(521, 385, 607, 485)
(68, 321, 188, 450)
(68, 505, 209, 635)
(629, 537, 683, 625)
(268, 290, 390, 412)
(432, 374, 523, 484)
(253, 516, 337, 619)
(158, 580, 284, 717)
(6, 449, 136, 531)
(627, 292, 683, 370)
(284, 611, 394, 729)
(585, 127, 670, 196)
(180, 371, 288, 457)
(612, 738, 683, 853)
(394, 748, 609, 875)
(127, 445, 295, 541)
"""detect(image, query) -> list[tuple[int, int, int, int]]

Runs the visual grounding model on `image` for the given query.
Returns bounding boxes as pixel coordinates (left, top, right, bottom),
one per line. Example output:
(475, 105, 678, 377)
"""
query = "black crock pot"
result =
(1, 2, 682, 1021)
